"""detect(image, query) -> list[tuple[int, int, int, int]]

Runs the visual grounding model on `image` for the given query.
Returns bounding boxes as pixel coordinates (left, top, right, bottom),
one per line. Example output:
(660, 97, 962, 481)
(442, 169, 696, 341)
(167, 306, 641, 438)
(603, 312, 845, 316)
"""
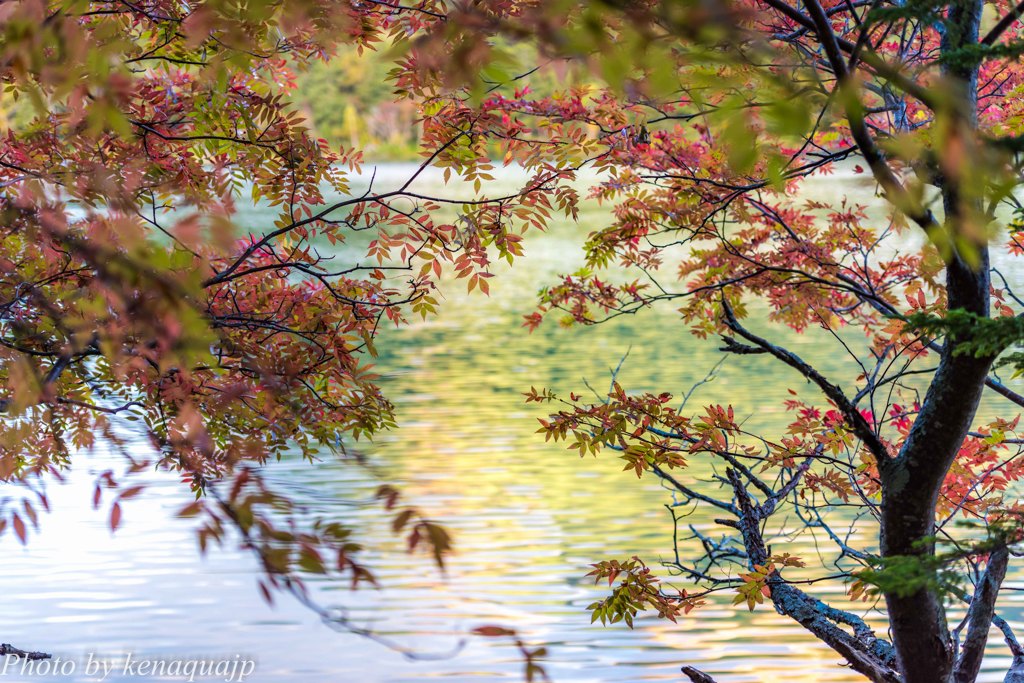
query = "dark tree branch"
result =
(725, 468, 900, 683)
(0, 644, 50, 660)
(758, 0, 940, 108)
(953, 546, 1010, 683)
(982, 0, 1024, 46)
(880, 3, 989, 682)
(996, 614, 1024, 658)
(993, 615, 1024, 683)
(681, 665, 718, 683)
(720, 299, 888, 462)
(800, 0, 941, 238)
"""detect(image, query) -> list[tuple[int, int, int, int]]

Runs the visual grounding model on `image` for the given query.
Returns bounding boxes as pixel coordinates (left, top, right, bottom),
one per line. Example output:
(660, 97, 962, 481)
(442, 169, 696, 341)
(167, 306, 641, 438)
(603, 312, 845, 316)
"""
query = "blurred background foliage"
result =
(293, 46, 420, 159)
(0, 42, 585, 161)
(290, 44, 583, 160)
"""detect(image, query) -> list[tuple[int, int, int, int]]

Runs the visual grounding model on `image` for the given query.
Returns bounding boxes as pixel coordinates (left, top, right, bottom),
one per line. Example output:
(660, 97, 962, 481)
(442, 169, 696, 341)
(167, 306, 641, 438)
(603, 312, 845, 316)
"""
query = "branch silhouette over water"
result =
(0, 643, 51, 661)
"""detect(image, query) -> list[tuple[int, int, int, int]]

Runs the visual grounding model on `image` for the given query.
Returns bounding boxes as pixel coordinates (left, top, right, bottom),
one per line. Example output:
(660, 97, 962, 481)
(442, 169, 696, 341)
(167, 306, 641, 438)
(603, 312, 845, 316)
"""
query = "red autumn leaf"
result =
(110, 503, 122, 532)
(12, 513, 26, 545)
(471, 626, 517, 638)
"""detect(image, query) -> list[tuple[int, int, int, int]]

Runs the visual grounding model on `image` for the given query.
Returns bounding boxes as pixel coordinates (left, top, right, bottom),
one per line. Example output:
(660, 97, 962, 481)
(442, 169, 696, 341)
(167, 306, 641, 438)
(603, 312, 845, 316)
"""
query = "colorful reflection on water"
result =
(2, 165, 1023, 682)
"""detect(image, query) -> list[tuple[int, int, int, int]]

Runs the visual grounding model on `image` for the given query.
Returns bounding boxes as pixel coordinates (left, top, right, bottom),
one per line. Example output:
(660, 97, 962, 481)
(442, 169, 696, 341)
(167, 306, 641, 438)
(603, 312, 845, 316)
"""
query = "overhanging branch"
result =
(0, 644, 50, 660)
(724, 468, 900, 683)
(720, 299, 889, 462)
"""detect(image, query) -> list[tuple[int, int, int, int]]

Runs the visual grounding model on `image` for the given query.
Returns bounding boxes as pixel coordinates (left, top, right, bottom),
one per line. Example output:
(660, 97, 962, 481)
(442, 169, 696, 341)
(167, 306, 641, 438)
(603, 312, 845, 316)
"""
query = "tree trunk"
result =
(879, 3, 988, 682)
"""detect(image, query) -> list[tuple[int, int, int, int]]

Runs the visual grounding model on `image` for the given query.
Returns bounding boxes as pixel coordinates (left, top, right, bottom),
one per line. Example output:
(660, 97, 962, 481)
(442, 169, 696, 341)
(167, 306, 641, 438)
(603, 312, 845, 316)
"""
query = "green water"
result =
(4, 163, 1023, 682)
(290, 165, 1023, 682)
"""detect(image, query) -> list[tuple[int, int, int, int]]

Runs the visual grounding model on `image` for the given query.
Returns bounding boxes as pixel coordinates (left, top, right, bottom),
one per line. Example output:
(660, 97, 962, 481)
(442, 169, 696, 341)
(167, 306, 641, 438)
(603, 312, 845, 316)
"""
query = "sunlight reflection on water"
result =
(2, 164, 1023, 682)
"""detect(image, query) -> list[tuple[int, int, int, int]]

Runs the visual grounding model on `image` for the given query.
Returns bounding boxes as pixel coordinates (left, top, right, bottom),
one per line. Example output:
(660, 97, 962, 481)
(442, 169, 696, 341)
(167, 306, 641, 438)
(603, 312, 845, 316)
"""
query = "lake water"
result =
(3, 165, 1024, 682)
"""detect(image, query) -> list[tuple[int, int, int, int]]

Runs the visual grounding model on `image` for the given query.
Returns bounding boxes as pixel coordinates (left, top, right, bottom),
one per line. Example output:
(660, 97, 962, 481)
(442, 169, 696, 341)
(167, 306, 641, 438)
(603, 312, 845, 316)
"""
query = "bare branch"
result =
(725, 469, 899, 683)
(0, 644, 50, 660)
(981, 1, 1024, 46)
(681, 665, 719, 683)
(720, 299, 888, 461)
(953, 546, 1010, 683)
